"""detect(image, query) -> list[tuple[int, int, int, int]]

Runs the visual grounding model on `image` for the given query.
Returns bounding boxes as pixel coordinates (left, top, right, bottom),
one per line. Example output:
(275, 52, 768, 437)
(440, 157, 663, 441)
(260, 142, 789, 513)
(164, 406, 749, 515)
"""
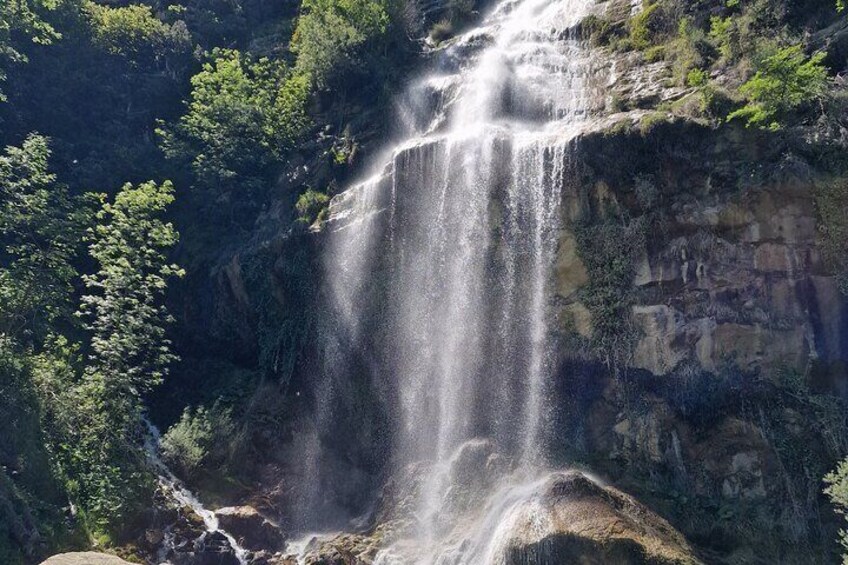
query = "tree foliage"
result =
(159, 48, 311, 195)
(825, 458, 848, 564)
(292, 0, 392, 87)
(0, 0, 61, 100)
(85, 1, 191, 67)
(728, 44, 829, 129)
(50, 180, 184, 531)
(80, 180, 184, 395)
(0, 134, 87, 342)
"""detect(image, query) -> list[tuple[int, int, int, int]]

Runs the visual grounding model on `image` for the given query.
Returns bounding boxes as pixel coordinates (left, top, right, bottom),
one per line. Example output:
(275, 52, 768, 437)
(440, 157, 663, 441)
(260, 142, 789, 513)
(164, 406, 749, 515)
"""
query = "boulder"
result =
(216, 505, 287, 552)
(166, 530, 241, 565)
(40, 553, 133, 565)
(501, 472, 701, 565)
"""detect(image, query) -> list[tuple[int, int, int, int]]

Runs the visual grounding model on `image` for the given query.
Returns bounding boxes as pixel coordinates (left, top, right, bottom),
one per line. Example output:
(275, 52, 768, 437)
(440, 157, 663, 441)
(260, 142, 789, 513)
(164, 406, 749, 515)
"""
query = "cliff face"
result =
(542, 115, 848, 561)
(184, 8, 848, 564)
(562, 119, 847, 381)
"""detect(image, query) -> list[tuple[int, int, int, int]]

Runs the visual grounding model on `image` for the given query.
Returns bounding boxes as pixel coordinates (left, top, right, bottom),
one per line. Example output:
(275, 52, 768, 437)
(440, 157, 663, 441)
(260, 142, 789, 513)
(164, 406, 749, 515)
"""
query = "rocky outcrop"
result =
(502, 472, 700, 565)
(216, 505, 287, 552)
(40, 553, 133, 565)
(557, 116, 848, 381)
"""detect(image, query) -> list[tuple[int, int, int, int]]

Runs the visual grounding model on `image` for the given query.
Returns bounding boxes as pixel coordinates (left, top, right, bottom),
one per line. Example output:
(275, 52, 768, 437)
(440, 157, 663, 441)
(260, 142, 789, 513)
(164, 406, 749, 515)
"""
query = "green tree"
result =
(72, 180, 183, 529)
(825, 458, 848, 564)
(0, 134, 87, 343)
(85, 1, 191, 69)
(80, 179, 183, 400)
(291, 0, 392, 87)
(0, 0, 61, 100)
(159, 49, 310, 197)
(0, 135, 88, 562)
(728, 44, 829, 129)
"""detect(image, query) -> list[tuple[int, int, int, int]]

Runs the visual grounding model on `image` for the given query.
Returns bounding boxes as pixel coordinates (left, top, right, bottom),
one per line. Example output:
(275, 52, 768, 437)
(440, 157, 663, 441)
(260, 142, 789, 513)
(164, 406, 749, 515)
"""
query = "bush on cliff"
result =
(291, 0, 394, 88)
(728, 44, 829, 129)
(161, 402, 238, 479)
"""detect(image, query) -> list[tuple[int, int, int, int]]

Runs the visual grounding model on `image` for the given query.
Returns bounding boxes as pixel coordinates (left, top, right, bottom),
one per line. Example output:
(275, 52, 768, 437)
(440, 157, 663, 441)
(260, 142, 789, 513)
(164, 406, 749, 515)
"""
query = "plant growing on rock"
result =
(816, 180, 848, 296)
(296, 187, 330, 225)
(291, 0, 393, 87)
(728, 44, 829, 129)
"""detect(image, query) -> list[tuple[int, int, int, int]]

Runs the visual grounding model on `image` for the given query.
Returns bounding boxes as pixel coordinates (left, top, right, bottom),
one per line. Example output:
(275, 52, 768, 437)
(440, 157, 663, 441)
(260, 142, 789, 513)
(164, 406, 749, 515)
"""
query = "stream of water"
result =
(317, 0, 596, 561)
(143, 420, 249, 565)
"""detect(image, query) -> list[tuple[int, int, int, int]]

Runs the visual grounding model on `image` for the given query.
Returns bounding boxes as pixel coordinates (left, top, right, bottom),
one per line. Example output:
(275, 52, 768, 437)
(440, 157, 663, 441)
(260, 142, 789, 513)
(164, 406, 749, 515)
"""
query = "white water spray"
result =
(320, 0, 597, 561)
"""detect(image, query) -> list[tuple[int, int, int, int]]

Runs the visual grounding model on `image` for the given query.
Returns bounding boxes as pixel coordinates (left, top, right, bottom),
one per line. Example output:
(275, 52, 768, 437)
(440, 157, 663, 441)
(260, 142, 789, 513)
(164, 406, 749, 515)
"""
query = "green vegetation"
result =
(728, 45, 828, 129)
(573, 210, 645, 369)
(0, 0, 60, 100)
(584, 0, 842, 129)
(826, 459, 848, 564)
(0, 134, 85, 341)
(296, 187, 330, 225)
(161, 401, 237, 478)
(0, 136, 181, 559)
(85, 1, 191, 66)
(816, 180, 848, 296)
(0, 0, 415, 557)
(292, 0, 392, 87)
(159, 48, 311, 198)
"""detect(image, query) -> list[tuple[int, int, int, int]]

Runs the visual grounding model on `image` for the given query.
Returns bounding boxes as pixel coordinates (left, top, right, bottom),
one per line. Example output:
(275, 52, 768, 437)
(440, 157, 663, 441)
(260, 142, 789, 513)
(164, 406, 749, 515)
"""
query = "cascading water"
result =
(317, 0, 597, 561)
(144, 420, 249, 565)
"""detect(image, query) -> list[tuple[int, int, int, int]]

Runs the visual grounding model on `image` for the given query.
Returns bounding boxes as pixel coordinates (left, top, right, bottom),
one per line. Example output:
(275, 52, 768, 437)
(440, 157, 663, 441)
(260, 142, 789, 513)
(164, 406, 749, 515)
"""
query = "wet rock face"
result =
(216, 506, 287, 552)
(559, 120, 848, 380)
(500, 472, 700, 565)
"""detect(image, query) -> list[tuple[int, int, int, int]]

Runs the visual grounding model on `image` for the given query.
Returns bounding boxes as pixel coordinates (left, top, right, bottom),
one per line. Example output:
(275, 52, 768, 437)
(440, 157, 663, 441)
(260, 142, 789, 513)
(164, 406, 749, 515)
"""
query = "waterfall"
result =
(318, 0, 595, 561)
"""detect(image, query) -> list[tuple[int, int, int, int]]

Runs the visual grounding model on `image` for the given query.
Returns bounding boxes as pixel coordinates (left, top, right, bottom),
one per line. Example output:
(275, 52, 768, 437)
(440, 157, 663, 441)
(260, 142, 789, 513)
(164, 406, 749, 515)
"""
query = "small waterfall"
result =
(317, 0, 596, 561)
(143, 420, 249, 565)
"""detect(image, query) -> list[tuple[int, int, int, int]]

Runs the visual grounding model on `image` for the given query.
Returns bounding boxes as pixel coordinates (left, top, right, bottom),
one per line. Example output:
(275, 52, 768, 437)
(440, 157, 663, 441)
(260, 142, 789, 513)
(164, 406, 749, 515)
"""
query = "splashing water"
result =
(317, 0, 597, 561)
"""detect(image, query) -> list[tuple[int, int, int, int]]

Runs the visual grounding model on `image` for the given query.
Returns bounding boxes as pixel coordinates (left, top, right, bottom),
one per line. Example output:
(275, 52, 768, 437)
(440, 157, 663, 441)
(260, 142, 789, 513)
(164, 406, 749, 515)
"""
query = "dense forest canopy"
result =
(0, 0, 847, 563)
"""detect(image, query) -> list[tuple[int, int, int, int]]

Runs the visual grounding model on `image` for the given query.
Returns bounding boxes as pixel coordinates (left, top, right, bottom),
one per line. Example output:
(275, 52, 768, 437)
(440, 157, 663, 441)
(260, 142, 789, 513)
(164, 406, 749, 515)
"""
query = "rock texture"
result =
(40, 553, 133, 565)
(216, 505, 287, 552)
(502, 472, 700, 565)
(559, 116, 848, 380)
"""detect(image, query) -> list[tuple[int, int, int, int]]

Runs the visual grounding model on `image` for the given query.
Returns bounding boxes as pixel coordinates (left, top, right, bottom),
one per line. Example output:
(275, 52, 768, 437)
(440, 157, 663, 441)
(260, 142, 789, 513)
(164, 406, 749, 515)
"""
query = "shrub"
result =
(291, 0, 392, 88)
(687, 67, 708, 87)
(158, 49, 311, 195)
(161, 402, 237, 478)
(629, 2, 667, 51)
(295, 188, 330, 225)
(825, 458, 848, 563)
(579, 14, 614, 47)
(429, 19, 454, 44)
(574, 213, 646, 369)
(709, 15, 739, 61)
(85, 1, 191, 67)
(728, 44, 829, 129)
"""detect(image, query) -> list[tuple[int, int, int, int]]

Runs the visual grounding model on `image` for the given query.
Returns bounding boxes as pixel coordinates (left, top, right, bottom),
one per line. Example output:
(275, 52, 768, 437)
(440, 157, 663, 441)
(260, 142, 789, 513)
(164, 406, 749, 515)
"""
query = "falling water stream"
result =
(317, 0, 597, 562)
(144, 420, 249, 565)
